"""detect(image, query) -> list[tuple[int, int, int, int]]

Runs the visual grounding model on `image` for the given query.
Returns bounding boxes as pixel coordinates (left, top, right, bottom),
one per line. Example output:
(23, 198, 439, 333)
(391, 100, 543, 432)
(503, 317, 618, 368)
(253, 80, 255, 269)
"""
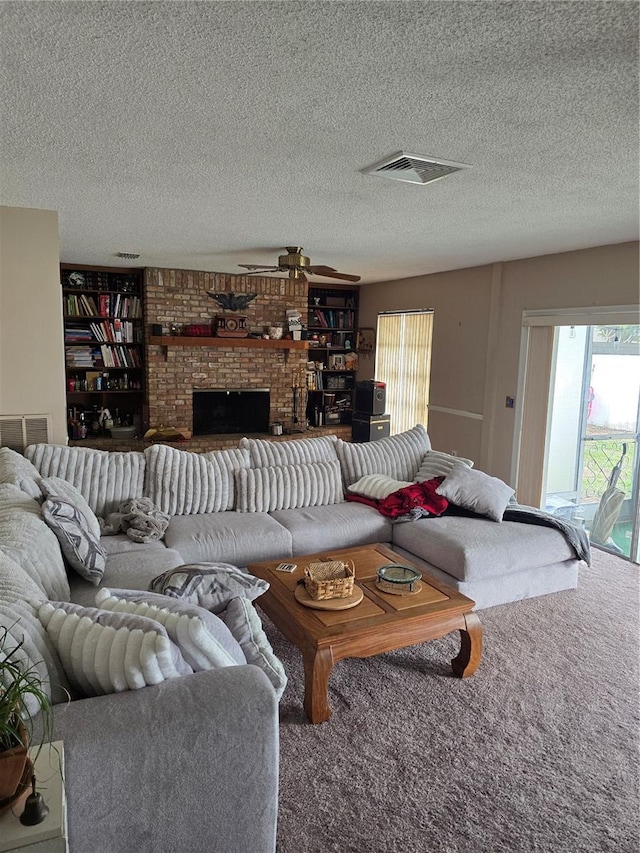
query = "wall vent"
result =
(362, 151, 471, 185)
(0, 415, 51, 452)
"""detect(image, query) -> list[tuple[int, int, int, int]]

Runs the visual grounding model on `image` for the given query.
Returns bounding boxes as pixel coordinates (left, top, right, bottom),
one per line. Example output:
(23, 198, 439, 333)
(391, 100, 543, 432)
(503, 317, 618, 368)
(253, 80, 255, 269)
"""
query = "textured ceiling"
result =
(1, 1, 638, 284)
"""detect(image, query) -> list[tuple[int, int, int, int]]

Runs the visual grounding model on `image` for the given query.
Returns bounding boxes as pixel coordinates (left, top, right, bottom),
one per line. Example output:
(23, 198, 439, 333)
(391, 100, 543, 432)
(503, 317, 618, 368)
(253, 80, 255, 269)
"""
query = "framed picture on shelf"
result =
(329, 353, 346, 370)
(357, 327, 375, 355)
(344, 351, 358, 371)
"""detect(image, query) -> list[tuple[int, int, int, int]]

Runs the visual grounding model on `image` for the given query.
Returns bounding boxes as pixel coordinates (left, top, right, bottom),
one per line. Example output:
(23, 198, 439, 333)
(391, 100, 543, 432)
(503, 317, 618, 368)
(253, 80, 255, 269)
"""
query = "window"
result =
(375, 310, 433, 434)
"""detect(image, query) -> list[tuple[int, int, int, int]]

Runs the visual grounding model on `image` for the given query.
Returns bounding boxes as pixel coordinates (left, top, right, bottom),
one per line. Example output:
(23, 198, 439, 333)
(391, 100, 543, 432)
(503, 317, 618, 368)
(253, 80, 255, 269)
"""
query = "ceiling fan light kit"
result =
(238, 247, 360, 283)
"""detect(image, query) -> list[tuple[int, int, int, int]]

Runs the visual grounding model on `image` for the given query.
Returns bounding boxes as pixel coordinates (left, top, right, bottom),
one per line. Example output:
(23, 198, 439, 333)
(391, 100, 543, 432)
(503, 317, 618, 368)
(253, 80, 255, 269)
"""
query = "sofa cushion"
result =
(335, 424, 431, 486)
(0, 446, 42, 498)
(25, 444, 145, 517)
(239, 434, 338, 467)
(95, 588, 247, 670)
(144, 443, 250, 515)
(391, 515, 575, 582)
(37, 601, 192, 697)
(149, 563, 269, 614)
(347, 474, 413, 500)
(39, 475, 102, 540)
(436, 465, 515, 522)
(68, 543, 186, 607)
(0, 483, 70, 601)
(235, 459, 344, 513)
(164, 511, 292, 566)
(41, 495, 107, 586)
(414, 450, 474, 481)
(223, 597, 287, 700)
(100, 534, 172, 557)
(270, 502, 393, 555)
(0, 551, 70, 707)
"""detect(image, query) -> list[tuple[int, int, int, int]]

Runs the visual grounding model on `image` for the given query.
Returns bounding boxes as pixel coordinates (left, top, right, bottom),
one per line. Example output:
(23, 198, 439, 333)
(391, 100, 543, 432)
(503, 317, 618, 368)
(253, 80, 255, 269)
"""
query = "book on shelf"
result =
(83, 319, 138, 343)
(98, 344, 140, 368)
(306, 368, 326, 391)
(66, 291, 142, 319)
(65, 345, 101, 367)
(310, 308, 354, 330)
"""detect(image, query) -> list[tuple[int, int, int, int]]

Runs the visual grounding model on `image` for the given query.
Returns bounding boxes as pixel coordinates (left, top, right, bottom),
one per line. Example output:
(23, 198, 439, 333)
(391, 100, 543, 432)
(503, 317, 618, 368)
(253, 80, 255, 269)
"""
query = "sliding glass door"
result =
(542, 324, 639, 562)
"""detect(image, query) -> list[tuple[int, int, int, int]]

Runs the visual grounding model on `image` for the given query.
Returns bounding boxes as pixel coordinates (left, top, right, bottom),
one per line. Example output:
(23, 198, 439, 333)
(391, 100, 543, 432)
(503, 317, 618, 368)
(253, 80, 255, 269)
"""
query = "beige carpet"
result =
(264, 548, 639, 853)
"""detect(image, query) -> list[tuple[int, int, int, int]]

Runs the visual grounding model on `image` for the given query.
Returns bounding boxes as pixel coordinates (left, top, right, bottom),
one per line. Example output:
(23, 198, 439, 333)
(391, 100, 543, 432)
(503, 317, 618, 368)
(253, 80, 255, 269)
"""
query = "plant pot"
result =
(0, 723, 28, 802)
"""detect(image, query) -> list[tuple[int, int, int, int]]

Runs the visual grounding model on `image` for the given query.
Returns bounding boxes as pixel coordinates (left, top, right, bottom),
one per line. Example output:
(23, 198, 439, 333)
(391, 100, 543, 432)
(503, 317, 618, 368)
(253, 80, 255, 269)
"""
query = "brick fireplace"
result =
(145, 268, 309, 443)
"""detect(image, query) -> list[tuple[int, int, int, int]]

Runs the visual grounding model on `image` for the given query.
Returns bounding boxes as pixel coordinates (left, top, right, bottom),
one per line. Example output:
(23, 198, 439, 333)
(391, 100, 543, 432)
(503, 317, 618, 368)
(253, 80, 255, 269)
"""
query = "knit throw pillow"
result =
(95, 588, 246, 671)
(37, 601, 192, 697)
(222, 597, 287, 700)
(41, 495, 107, 585)
(414, 450, 474, 482)
(235, 459, 344, 512)
(149, 563, 269, 615)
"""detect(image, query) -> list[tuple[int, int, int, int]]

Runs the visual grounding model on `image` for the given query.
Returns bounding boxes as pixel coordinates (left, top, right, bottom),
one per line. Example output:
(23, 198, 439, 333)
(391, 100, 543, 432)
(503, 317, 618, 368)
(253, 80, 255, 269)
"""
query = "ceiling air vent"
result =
(362, 151, 471, 185)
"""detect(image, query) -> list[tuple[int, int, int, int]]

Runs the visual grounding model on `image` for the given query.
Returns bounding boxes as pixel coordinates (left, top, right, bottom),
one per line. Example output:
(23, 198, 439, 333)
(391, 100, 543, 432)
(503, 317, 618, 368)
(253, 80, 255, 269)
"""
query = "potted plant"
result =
(0, 626, 53, 804)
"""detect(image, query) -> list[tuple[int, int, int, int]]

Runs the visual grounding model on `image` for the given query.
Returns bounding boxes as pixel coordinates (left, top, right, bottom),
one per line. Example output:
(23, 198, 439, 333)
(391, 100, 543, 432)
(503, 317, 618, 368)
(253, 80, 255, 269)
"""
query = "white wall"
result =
(0, 207, 67, 444)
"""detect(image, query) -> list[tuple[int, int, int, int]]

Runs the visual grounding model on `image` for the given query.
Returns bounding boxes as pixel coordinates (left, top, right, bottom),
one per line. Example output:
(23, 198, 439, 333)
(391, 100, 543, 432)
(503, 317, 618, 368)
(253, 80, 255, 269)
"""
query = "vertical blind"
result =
(515, 325, 555, 507)
(375, 311, 433, 435)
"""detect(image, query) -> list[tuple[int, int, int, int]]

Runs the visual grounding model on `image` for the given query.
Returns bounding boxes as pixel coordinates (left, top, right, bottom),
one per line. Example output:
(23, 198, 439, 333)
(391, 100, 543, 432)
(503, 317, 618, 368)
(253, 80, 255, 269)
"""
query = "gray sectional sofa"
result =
(0, 425, 587, 853)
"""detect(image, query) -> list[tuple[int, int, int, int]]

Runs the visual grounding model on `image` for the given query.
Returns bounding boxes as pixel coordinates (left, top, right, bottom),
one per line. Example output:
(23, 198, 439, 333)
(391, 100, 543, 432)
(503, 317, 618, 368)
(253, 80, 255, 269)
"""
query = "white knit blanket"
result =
(99, 498, 170, 543)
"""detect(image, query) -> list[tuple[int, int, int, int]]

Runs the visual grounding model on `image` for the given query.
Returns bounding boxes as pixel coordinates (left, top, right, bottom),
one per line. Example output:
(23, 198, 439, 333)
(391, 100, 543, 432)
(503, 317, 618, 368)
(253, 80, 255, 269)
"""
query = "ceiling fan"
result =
(238, 247, 360, 282)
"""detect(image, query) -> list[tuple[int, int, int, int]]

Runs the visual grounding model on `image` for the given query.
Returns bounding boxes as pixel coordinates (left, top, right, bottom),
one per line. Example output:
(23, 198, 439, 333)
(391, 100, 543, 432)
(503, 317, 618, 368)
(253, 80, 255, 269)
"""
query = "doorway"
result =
(542, 324, 639, 562)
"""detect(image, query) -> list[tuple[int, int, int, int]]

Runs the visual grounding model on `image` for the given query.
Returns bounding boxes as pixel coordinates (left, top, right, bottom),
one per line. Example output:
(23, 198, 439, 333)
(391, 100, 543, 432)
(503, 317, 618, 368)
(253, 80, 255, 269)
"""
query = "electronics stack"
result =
(351, 380, 390, 442)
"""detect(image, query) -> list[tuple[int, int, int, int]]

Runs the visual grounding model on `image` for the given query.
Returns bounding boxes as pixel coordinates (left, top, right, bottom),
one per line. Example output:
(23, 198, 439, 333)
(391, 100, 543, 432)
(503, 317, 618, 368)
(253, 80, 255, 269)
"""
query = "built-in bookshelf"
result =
(61, 263, 146, 440)
(306, 284, 359, 426)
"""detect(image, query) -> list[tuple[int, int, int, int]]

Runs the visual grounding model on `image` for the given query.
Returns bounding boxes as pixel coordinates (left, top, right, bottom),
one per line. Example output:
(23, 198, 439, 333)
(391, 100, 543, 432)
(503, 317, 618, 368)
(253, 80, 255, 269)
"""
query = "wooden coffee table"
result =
(248, 543, 482, 723)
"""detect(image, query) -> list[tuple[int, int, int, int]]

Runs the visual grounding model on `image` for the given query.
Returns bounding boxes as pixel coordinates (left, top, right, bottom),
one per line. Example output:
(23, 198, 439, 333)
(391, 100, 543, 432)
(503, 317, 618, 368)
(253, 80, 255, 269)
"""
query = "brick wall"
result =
(144, 268, 309, 433)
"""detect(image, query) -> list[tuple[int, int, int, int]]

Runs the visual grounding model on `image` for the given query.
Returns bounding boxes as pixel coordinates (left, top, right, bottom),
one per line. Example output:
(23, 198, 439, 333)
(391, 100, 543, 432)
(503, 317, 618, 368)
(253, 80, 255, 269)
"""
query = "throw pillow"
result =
(435, 464, 515, 522)
(0, 447, 42, 499)
(347, 474, 413, 500)
(149, 563, 269, 615)
(414, 450, 474, 482)
(0, 446, 41, 485)
(222, 597, 287, 700)
(0, 483, 70, 601)
(25, 444, 146, 517)
(235, 459, 344, 512)
(39, 475, 102, 541)
(0, 551, 70, 708)
(144, 443, 251, 515)
(37, 601, 192, 697)
(335, 424, 431, 486)
(239, 434, 338, 467)
(95, 588, 246, 671)
(41, 495, 107, 585)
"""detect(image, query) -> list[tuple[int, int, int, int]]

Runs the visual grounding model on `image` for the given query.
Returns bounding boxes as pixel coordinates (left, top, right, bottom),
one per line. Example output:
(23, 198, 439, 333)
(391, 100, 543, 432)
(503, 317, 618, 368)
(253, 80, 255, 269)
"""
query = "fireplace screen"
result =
(193, 389, 270, 435)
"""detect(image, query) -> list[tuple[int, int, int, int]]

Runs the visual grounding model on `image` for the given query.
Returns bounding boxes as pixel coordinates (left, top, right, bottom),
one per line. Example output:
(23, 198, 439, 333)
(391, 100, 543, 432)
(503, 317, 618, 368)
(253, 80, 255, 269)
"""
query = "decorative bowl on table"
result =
(376, 564, 422, 595)
(109, 425, 137, 439)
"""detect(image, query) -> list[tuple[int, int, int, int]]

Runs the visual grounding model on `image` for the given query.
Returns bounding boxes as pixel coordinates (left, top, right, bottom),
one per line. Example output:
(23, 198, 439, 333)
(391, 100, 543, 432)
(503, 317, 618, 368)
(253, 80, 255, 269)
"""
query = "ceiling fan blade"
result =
(238, 264, 281, 271)
(307, 265, 361, 282)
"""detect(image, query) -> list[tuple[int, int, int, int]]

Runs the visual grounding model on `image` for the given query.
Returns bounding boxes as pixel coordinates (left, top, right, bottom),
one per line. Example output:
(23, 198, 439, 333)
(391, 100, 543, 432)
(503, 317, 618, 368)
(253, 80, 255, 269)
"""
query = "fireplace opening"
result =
(193, 389, 270, 435)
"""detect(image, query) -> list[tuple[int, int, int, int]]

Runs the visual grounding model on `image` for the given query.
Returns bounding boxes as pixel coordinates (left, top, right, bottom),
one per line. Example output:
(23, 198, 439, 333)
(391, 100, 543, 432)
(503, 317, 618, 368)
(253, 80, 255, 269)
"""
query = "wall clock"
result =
(214, 315, 249, 338)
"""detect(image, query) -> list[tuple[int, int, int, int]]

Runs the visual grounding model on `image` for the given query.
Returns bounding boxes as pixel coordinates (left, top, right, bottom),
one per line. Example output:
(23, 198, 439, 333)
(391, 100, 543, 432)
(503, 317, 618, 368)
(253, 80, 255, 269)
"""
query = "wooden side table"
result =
(0, 742, 67, 853)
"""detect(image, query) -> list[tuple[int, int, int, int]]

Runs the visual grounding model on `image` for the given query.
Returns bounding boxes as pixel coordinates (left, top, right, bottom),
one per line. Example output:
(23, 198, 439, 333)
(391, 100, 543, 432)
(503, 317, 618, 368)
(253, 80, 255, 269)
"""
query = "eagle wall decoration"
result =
(206, 291, 258, 312)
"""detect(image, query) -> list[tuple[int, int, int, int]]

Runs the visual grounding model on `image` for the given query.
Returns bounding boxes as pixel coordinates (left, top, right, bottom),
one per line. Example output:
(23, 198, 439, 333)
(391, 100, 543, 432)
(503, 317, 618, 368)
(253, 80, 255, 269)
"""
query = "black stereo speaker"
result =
(355, 380, 386, 415)
(351, 413, 391, 443)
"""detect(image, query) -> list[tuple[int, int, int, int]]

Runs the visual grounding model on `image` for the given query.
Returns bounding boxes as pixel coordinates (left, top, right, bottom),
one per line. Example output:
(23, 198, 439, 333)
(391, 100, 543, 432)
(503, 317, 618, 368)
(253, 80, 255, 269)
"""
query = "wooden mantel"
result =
(149, 335, 309, 351)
